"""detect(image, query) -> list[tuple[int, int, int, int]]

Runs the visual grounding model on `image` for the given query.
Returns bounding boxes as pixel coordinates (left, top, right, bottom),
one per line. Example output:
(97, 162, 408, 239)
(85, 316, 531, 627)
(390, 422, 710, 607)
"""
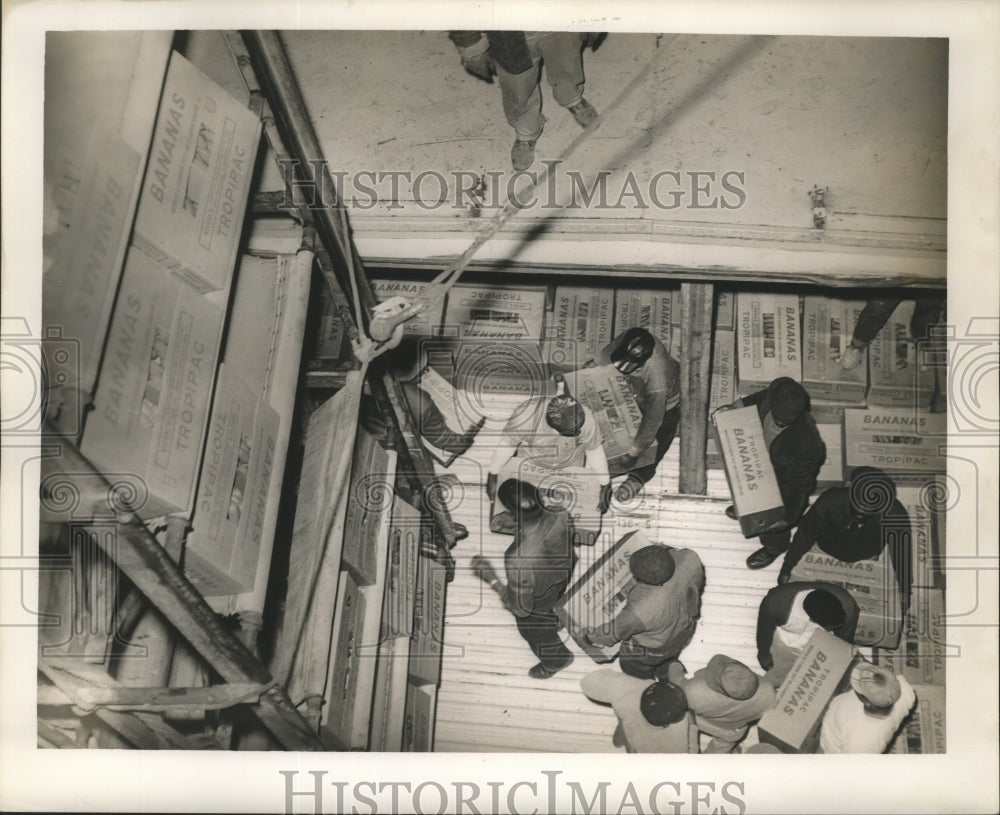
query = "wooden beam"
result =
(37, 720, 78, 749)
(39, 437, 323, 750)
(37, 680, 274, 712)
(247, 212, 947, 289)
(239, 31, 370, 314)
(239, 30, 461, 558)
(39, 660, 190, 749)
(113, 516, 187, 688)
(678, 282, 715, 495)
(359, 252, 945, 290)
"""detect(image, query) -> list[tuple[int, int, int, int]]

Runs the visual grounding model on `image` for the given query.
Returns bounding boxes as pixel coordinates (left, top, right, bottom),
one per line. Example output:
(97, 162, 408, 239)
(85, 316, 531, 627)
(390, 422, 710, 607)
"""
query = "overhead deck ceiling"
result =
(187, 30, 948, 284)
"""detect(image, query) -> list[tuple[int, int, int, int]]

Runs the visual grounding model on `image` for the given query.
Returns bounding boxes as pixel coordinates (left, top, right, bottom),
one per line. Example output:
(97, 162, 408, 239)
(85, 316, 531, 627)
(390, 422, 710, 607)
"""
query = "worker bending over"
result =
(756, 582, 859, 687)
(587, 543, 705, 679)
(589, 327, 681, 500)
(486, 392, 611, 531)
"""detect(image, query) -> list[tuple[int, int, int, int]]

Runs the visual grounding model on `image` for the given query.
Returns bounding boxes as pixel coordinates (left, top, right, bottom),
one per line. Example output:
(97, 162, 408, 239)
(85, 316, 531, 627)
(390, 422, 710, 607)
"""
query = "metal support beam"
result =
(678, 282, 715, 495)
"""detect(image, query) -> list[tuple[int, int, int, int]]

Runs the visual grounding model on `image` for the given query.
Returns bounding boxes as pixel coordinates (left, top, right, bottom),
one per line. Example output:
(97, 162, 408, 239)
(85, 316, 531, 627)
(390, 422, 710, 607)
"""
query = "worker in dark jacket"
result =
(778, 467, 912, 615)
(716, 377, 826, 570)
(471, 479, 578, 679)
(449, 31, 600, 170)
(756, 582, 859, 687)
(590, 327, 681, 499)
(839, 297, 945, 370)
(360, 338, 485, 459)
(587, 543, 705, 679)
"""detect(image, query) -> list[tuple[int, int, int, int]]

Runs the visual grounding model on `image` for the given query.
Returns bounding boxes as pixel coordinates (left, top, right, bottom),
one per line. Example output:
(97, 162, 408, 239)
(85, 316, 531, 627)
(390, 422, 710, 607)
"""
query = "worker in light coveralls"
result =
(581, 672, 697, 753)
(486, 392, 612, 532)
(449, 31, 602, 171)
(664, 655, 776, 753)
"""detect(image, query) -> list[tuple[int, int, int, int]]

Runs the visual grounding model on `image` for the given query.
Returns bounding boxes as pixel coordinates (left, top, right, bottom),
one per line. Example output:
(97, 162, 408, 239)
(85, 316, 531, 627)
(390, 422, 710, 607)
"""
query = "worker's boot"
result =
(528, 654, 574, 679)
(745, 547, 780, 570)
(470, 554, 500, 588)
(568, 98, 598, 128)
(511, 137, 537, 171)
(433, 546, 456, 583)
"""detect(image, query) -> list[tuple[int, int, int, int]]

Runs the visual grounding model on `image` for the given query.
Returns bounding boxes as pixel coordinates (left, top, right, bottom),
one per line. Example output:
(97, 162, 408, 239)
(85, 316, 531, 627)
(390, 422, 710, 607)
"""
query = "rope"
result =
(344, 36, 677, 363)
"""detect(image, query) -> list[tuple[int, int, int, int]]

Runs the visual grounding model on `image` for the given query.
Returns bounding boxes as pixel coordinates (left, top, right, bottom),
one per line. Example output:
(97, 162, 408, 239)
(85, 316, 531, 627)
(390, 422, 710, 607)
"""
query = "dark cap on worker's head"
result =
(497, 478, 543, 516)
(803, 588, 847, 631)
(850, 662, 902, 710)
(766, 377, 809, 426)
(612, 327, 656, 369)
(629, 545, 675, 586)
(640, 680, 688, 727)
(848, 466, 897, 516)
(545, 395, 586, 437)
(703, 654, 760, 701)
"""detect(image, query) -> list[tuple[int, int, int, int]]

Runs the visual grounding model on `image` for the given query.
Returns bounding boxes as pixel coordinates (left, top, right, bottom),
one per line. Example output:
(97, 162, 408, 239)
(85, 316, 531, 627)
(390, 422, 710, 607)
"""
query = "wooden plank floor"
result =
(432, 425, 786, 753)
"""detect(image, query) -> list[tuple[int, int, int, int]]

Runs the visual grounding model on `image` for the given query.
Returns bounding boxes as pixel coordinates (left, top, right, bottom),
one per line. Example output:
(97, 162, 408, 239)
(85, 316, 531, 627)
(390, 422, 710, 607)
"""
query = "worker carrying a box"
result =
(663, 655, 777, 754)
(586, 544, 705, 679)
(360, 338, 486, 461)
(486, 391, 611, 524)
(580, 671, 698, 753)
(716, 377, 826, 570)
(471, 478, 578, 679)
(588, 327, 681, 500)
(778, 466, 913, 614)
(838, 297, 945, 370)
(818, 660, 917, 753)
(756, 582, 859, 687)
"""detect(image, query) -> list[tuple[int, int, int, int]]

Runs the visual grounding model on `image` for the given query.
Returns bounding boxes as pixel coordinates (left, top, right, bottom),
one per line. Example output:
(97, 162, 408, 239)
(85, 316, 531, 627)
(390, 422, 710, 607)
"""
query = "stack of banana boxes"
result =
(46, 44, 266, 598)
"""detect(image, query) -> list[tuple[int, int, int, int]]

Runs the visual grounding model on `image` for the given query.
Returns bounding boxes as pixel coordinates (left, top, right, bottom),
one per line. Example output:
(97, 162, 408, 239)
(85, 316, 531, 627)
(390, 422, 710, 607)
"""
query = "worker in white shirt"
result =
(819, 661, 917, 754)
(486, 393, 611, 532)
